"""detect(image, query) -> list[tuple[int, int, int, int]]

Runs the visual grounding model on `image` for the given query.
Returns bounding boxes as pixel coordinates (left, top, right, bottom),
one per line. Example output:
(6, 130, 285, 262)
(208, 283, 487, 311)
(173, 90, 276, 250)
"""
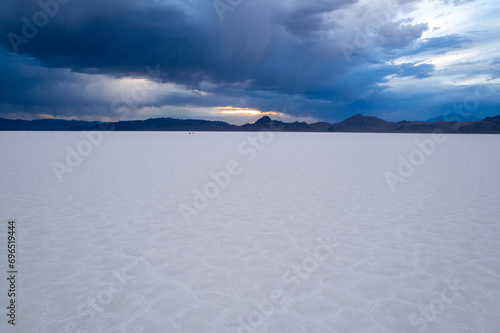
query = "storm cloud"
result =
(0, 0, 498, 123)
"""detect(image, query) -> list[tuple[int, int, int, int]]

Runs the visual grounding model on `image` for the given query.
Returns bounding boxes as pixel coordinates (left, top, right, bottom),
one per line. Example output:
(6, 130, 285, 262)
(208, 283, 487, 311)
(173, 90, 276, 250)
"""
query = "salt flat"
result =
(1, 131, 499, 333)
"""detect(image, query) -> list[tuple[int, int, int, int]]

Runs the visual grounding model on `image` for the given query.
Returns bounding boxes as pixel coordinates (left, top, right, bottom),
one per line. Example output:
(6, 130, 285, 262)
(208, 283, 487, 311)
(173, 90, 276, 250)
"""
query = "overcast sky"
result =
(0, 0, 499, 124)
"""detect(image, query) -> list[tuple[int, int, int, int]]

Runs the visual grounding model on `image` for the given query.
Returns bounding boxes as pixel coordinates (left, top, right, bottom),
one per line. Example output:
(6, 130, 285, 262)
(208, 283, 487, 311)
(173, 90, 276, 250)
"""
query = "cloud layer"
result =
(0, 0, 498, 123)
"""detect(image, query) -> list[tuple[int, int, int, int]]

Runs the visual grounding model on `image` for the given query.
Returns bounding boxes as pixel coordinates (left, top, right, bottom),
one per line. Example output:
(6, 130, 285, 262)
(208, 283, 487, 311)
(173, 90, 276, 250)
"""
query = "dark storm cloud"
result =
(277, 0, 354, 37)
(0, 50, 124, 119)
(0, 0, 498, 121)
(0, 0, 215, 85)
(0, 0, 424, 87)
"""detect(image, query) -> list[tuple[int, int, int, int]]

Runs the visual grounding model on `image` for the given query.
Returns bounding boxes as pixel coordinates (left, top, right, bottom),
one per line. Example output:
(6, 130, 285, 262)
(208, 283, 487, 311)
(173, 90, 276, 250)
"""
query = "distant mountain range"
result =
(1, 114, 500, 134)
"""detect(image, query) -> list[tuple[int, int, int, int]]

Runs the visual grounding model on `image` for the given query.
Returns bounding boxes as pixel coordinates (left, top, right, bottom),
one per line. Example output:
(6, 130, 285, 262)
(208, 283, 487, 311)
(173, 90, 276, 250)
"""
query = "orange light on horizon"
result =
(216, 106, 282, 117)
(217, 107, 262, 115)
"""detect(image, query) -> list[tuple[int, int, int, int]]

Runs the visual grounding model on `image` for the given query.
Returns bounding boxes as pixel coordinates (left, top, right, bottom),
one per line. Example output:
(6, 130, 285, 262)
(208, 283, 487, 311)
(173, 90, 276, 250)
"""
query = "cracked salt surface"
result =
(0, 132, 499, 333)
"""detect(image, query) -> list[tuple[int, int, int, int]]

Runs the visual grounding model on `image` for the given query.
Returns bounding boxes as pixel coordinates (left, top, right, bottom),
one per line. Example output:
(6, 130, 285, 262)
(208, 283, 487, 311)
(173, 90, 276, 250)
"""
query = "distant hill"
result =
(456, 115, 500, 133)
(327, 114, 390, 132)
(1, 114, 500, 134)
(0, 118, 105, 131)
(79, 117, 237, 132)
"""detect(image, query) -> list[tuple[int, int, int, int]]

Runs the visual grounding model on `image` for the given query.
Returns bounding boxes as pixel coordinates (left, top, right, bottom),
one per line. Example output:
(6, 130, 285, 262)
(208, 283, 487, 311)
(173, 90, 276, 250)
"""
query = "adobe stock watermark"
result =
(384, 130, 447, 192)
(236, 235, 339, 332)
(51, 65, 168, 182)
(443, 84, 498, 126)
(385, 82, 499, 192)
(109, 65, 169, 119)
(340, 1, 398, 64)
(178, 120, 284, 223)
(407, 277, 467, 333)
(7, 0, 72, 53)
(59, 261, 139, 333)
(213, 0, 245, 22)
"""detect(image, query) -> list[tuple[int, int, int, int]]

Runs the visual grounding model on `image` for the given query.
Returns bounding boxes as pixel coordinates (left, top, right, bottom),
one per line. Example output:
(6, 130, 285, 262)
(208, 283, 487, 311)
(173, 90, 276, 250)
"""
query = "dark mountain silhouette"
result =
(327, 114, 390, 132)
(80, 117, 237, 132)
(254, 116, 272, 125)
(457, 115, 500, 134)
(0, 118, 104, 131)
(1, 114, 500, 133)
